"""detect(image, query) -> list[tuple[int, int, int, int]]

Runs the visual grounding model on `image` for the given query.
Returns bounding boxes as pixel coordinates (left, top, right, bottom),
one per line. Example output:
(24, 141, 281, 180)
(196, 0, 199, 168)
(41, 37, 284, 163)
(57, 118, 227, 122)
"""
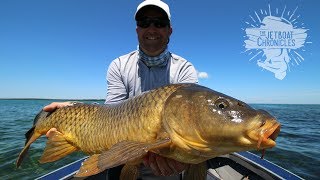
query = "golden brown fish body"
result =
(32, 84, 179, 155)
(16, 83, 280, 179)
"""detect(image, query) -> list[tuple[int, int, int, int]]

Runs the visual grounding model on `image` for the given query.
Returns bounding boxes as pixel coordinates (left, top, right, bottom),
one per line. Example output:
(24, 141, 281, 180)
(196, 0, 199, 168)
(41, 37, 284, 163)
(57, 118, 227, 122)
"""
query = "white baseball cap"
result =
(135, 0, 171, 21)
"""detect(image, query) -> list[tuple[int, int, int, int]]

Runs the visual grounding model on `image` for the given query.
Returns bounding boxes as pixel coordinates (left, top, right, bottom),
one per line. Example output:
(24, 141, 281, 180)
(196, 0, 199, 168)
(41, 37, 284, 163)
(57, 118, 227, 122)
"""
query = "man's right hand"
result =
(43, 102, 74, 112)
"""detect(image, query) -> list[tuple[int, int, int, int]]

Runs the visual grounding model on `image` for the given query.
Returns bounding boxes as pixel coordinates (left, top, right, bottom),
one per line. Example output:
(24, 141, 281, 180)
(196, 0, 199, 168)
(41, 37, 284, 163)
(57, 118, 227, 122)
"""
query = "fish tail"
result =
(16, 126, 42, 167)
(16, 110, 46, 167)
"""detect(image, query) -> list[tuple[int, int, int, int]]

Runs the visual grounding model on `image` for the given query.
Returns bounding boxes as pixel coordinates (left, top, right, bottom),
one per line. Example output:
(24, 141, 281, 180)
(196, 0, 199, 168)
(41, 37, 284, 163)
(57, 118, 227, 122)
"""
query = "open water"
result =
(0, 100, 319, 179)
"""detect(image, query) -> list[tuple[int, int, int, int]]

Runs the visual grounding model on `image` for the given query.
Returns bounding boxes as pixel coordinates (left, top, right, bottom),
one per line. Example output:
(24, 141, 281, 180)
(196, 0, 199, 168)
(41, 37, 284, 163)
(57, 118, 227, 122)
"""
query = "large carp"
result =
(16, 83, 280, 179)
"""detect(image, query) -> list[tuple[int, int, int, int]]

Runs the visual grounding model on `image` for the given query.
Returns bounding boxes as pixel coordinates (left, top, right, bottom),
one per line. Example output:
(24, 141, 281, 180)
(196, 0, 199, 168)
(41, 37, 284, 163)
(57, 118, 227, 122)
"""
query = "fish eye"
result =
(215, 99, 229, 110)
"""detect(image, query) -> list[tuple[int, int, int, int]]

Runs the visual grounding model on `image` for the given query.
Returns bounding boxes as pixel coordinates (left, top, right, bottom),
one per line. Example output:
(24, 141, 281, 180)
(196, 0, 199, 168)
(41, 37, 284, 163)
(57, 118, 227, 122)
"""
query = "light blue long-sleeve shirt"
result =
(105, 50, 198, 104)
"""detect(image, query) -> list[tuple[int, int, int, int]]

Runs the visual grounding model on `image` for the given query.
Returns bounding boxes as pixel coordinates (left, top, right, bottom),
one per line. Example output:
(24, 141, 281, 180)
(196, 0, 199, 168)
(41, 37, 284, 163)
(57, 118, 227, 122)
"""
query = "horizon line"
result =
(0, 98, 319, 105)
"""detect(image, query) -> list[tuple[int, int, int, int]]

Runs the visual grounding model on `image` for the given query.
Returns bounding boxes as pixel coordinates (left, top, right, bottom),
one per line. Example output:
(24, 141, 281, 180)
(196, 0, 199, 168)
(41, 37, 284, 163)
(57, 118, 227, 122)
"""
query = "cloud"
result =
(198, 72, 209, 79)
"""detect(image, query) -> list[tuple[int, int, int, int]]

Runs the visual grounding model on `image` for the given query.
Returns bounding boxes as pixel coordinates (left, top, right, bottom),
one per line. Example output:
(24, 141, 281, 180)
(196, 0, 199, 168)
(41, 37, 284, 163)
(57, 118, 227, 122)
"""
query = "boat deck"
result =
(36, 151, 302, 180)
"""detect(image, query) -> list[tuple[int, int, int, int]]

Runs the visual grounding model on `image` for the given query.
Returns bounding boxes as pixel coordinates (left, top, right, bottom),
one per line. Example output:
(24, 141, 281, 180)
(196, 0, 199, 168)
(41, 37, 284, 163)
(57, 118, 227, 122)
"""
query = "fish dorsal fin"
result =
(39, 129, 78, 163)
(75, 138, 171, 177)
(183, 162, 207, 180)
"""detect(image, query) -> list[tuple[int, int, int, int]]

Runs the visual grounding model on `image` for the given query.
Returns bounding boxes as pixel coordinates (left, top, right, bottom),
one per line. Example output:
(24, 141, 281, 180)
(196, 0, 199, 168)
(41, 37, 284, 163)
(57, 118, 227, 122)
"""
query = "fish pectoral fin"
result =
(75, 138, 171, 177)
(183, 162, 207, 180)
(39, 129, 77, 163)
(120, 164, 139, 180)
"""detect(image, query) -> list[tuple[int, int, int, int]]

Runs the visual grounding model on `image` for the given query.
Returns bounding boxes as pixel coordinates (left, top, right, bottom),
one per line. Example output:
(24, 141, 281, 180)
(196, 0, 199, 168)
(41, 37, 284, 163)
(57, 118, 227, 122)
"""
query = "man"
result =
(44, 0, 198, 179)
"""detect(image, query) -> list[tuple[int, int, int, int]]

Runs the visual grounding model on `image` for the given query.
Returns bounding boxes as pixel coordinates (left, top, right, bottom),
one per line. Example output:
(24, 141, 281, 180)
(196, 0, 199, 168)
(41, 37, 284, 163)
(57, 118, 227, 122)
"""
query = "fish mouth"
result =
(248, 119, 281, 149)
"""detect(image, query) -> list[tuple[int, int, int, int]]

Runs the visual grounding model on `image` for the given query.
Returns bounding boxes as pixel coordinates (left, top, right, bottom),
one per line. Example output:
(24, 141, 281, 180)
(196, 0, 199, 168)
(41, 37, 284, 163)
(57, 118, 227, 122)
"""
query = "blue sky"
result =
(0, 0, 319, 104)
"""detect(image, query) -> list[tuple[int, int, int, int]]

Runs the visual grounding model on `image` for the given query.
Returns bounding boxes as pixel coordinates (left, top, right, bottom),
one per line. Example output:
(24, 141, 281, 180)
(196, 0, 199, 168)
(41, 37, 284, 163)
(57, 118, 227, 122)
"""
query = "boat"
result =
(36, 151, 302, 180)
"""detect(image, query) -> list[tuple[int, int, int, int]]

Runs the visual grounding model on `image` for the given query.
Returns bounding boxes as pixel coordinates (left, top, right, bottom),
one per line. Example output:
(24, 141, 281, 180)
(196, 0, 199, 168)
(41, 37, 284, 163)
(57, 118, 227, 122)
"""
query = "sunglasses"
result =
(137, 18, 170, 28)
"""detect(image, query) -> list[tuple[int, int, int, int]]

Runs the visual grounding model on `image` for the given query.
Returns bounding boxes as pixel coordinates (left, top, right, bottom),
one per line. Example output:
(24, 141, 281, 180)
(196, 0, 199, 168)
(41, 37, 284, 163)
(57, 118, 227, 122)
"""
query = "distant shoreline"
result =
(0, 98, 319, 105)
(0, 98, 105, 101)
